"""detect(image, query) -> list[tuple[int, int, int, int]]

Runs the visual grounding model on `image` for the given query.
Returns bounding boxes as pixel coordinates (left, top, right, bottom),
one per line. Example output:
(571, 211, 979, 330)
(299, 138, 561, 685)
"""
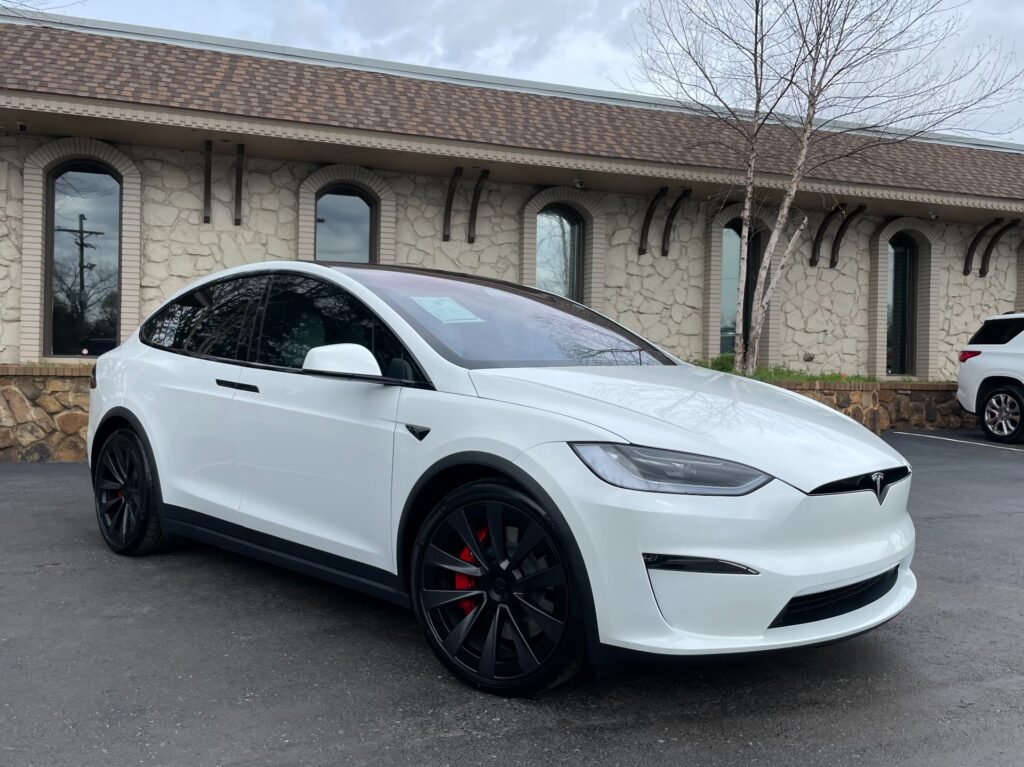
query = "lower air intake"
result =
(769, 567, 899, 629)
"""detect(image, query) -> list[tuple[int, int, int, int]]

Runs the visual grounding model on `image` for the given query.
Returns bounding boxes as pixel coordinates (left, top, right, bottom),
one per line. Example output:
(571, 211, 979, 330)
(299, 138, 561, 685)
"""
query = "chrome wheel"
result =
(95, 433, 144, 546)
(984, 392, 1021, 437)
(418, 499, 569, 683)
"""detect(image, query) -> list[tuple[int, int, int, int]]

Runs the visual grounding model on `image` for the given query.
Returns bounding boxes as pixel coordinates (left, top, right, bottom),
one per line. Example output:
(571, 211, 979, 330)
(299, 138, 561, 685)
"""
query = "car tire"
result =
(979, 384, 1024, 444)
(92, 427, 171, 555)
(411, 480, 585, 696)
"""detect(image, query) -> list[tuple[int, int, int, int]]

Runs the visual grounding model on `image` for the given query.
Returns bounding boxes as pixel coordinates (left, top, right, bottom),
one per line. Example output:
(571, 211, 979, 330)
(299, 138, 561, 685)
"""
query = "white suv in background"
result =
(957, 312, 1024, 443)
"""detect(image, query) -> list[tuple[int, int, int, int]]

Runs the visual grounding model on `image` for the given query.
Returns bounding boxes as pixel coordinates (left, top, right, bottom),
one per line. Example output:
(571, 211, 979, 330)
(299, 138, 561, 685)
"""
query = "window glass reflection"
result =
(343, 267, 673, 369)
(887, 234, 916, 375)
(536, 205, 583, 301)
(145, 276, 267, 361)
(49, 163, 121, 356)
(315, 186, 373, 262)
(257, 274, 414, 375)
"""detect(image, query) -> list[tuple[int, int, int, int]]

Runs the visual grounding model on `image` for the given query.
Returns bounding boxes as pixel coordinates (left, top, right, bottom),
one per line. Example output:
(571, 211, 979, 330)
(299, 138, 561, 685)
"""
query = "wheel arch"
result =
(90, 406, 148, 469)
(396, 451, 601, 658)
(976, 375, 1024, 414)
(90, 407, 164, 509)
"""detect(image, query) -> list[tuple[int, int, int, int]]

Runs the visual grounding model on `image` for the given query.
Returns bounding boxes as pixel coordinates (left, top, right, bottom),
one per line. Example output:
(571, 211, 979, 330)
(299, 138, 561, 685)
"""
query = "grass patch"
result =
(688, 354, 876, 382)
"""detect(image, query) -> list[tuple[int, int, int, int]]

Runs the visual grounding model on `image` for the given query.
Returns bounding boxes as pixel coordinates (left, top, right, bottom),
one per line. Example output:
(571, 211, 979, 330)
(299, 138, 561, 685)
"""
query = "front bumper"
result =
(518, 443, 916, 655)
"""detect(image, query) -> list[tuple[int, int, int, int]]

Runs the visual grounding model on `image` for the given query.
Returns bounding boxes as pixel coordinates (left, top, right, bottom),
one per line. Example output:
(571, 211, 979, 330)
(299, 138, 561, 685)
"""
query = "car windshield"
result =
(338, 267, 674, 369)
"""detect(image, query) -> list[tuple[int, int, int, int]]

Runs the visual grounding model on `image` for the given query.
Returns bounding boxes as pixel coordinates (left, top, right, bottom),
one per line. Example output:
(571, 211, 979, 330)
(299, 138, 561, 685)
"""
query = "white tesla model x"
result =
(87, 261, 916, 695)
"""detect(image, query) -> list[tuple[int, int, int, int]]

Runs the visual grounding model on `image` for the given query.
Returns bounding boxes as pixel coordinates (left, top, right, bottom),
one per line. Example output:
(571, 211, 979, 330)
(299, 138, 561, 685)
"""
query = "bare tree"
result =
(635, 0, 1024, 375)
(51, 259, 118, 326)
(0, 1, 79, 16)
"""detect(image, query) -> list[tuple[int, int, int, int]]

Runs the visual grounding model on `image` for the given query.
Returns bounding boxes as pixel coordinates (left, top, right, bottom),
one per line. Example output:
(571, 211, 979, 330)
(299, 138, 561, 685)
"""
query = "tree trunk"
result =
(742, 118, 815, 375)
(732, 147, 758, 373)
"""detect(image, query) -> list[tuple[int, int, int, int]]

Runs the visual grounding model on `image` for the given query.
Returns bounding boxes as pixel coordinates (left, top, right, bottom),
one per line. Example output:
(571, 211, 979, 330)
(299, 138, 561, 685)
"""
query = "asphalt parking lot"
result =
(1, 431, 1022, 767)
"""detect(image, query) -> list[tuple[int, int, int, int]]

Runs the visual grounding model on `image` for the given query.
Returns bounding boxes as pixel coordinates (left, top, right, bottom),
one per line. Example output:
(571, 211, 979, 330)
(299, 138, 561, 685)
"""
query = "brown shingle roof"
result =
(3, 21, 1024, 202)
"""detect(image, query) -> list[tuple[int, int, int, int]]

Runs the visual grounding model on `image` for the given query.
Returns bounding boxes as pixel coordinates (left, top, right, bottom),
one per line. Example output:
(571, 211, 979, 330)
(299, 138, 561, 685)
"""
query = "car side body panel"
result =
(957, 353, 1024, 414)
(231, 367, 402, 570)
(123, 344, 243, 523)
(390, 387, 625, 570)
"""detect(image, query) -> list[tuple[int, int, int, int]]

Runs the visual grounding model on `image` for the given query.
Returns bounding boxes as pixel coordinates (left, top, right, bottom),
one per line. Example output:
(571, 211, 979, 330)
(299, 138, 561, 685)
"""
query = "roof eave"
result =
(3, 88, 1023, 219)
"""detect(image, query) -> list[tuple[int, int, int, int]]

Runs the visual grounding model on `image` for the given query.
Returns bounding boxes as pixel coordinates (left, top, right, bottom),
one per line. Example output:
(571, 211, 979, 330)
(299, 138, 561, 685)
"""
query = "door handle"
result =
(216, 379, 260, 393)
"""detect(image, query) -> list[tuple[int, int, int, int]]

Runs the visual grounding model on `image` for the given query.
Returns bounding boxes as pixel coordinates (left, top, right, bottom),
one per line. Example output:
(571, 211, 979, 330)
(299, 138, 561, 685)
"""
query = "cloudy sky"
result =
(26, 0, 1024, 141)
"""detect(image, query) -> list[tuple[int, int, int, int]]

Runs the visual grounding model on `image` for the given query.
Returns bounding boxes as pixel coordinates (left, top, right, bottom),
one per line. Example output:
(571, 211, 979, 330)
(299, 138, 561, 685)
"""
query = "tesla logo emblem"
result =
(871, 472, 887, 503)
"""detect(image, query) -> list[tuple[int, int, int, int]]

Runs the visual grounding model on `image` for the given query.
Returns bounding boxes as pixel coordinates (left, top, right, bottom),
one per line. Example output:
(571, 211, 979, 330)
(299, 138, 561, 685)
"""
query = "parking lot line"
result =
(891, 431, 1024, 452)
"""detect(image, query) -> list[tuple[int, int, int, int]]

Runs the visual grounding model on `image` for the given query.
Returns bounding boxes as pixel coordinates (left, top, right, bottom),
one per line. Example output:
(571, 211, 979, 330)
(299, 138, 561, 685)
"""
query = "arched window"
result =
(887, 233, 917, 375)
(47, 161, 122, 357)
(720, 219, 762, 354)
(535, 204, 584, 301)
(314, 184, 376, 263)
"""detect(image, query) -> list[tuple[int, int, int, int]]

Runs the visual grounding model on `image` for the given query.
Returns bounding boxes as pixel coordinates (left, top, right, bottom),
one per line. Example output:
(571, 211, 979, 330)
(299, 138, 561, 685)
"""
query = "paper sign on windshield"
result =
(412, 296, 485, 324)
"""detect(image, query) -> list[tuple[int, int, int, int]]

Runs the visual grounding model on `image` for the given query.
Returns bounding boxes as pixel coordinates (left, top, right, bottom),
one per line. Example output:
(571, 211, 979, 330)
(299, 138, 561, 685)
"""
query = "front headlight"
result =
(570, 443, 772, 496)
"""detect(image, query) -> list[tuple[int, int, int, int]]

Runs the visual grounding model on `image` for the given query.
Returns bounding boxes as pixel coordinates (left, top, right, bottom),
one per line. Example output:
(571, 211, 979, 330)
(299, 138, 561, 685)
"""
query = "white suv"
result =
(87, 262, 916, 695)
(956, 312, 1024, 443)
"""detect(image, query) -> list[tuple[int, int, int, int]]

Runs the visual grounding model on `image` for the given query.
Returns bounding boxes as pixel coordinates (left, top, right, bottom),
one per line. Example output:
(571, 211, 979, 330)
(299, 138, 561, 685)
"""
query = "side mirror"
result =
(302, 343, 382, 378)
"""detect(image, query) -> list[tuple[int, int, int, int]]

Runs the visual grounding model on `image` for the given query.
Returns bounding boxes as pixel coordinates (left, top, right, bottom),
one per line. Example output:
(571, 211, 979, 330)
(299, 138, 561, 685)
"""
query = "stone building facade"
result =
(2, 12, 1024, 392)
(2, 134, 1019, 381)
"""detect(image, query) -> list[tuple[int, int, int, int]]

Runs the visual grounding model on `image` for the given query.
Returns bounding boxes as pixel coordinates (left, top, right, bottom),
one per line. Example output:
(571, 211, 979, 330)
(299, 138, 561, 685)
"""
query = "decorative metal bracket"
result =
(233, 143, 245, 226)
(979, 219, 1020, 277)
(810, 204, 846, 266)
(467, 169, 489, 244)
(442, 166, 463, 242)
(203, 139, 213, 224)
(660, 188, 691, 257)
(829, 204, 867, 268)
(638, 186, 668, 255)
(962, 217, 1004, 275)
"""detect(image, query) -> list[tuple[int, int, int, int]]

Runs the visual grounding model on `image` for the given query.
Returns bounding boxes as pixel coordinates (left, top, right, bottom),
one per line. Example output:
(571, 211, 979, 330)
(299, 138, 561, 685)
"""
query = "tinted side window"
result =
(256, 274, 417, 377)
(969, 318, 1024, 345)
(142, 303, 188, 349)
(143, 276, 266, 360)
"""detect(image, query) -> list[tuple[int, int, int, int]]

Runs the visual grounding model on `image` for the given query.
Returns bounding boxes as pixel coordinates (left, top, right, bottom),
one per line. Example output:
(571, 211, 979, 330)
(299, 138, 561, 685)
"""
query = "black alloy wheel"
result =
(411, 481, 583, 695)
(93, 428, 169, 555)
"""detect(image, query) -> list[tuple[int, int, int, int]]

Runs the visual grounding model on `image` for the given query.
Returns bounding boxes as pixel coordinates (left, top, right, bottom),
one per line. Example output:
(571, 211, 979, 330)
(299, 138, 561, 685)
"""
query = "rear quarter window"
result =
(141, 276, 266, 361)
(968, 318, 1024, 345)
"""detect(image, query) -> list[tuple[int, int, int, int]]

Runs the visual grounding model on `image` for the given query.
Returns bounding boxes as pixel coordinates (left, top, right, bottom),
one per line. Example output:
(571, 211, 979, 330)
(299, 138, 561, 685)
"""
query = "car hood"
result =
(469, 365, 908, 493)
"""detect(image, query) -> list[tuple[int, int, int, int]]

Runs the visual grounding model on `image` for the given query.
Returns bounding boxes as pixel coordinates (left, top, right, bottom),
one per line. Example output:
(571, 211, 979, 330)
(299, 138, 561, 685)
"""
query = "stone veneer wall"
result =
(0, 132, 1020, 377)
(775, 380, 975, 434)
(1, 135, 44, 361)
(0, 364, 91, 463)
(936, 222, 1017, 374)
(778, 214, 871, 375)
(776, 215, 1018, 380)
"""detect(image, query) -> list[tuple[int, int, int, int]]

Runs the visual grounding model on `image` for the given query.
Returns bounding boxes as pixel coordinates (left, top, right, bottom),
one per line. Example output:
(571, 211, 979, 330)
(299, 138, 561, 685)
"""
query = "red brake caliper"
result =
(454, 527, 488, 615)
